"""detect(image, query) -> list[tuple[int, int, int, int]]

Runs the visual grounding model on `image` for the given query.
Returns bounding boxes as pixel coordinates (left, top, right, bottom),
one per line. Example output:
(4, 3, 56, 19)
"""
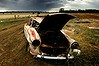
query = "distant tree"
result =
(59, 8, 64, 12)
(32, 12, 34, 14)
(37, 12, 40, 14)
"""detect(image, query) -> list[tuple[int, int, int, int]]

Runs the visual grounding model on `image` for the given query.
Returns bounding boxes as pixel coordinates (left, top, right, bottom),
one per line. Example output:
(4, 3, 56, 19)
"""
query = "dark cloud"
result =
(0, 0, 7, 3)
(0, 0, 99, 11)
(0, 0, 64, 11)
(16, 0, 63, 10)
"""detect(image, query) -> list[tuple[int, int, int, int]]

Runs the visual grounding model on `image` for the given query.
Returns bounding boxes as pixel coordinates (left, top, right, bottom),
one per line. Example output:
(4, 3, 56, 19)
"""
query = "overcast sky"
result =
(0, 0, 99, 12)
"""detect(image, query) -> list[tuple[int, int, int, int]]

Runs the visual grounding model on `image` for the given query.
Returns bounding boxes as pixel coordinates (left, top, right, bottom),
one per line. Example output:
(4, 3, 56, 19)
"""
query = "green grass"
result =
(0, 19, 24, 26)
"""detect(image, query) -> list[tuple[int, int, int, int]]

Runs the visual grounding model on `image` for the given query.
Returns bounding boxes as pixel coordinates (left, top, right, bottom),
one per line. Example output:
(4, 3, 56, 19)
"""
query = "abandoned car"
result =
(24, 13, 81, 60)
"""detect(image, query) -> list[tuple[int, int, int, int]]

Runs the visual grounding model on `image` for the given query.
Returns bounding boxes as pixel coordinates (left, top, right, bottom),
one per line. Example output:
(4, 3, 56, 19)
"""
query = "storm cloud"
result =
(0, 0, 99, 12)
(0, 0, 64, 11)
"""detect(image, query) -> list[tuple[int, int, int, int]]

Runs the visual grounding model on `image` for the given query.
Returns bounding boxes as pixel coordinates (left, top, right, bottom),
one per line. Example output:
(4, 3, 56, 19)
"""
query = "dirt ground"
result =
(0, 13, 99, 66)
(0, 18, 69, 66)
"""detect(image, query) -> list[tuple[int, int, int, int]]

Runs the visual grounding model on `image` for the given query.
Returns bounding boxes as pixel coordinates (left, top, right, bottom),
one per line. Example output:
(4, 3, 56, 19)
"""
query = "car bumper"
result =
(36, 54, 74, 60)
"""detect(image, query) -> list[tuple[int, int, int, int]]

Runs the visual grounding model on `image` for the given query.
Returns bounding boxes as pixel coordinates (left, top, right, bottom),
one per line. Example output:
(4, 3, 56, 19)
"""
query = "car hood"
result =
(38, 13, 75, 31)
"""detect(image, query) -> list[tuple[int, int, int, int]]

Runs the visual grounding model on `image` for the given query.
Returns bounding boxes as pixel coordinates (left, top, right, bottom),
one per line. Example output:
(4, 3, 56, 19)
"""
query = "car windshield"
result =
(32, 20, 40, 27)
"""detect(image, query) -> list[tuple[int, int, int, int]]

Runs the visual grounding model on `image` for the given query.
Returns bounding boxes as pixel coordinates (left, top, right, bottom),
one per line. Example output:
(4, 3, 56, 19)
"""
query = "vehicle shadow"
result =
(39, 59, 69, 66)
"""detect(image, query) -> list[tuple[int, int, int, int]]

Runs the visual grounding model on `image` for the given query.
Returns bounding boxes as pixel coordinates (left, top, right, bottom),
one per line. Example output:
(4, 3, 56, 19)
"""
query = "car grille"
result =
(40, 46, 67, 56)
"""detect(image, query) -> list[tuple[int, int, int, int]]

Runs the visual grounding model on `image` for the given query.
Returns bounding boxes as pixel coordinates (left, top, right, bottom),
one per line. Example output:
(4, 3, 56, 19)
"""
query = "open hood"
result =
(38, 13, 75, 31)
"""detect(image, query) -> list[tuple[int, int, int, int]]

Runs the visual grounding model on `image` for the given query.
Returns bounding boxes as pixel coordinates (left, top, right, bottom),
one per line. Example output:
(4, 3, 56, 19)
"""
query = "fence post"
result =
(14, 15, 16, 19)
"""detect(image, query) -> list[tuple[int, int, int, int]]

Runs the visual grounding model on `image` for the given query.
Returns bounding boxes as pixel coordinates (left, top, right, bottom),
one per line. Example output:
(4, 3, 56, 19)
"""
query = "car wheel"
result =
(65, 60, 69, 66)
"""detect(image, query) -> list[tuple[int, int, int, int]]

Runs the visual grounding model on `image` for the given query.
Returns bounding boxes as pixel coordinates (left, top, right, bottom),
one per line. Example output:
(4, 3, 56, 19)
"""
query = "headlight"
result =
(71, 42, 79, 49)
(32, 40, 40, 46)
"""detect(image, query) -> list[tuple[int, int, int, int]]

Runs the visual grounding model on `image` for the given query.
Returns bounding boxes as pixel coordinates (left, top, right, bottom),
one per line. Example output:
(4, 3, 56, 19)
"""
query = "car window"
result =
(31, 20, 40, 27)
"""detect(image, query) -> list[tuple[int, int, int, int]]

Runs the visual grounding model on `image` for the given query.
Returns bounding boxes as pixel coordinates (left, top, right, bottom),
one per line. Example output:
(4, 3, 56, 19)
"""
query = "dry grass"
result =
(0, 13, 48, 19)
(72, 13, 99, 19)
(63, 13, 99, 66)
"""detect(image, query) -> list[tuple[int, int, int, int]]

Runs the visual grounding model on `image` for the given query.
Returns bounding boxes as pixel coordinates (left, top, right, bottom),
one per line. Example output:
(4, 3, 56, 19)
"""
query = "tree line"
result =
(0, 9, 99, 14)
(59, 8, 99, 13)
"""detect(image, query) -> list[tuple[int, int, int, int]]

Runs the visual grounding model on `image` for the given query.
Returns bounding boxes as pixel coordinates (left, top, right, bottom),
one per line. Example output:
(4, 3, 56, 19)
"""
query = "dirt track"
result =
(0, 19, 68, 66)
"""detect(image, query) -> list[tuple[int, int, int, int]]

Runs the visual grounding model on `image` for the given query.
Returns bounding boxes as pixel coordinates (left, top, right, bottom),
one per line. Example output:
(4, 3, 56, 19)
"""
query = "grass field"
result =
(63, 13, 99, 66)
(0, 13, 48, 19)
(0, 19, 24, 26)
(0, 13, 99, 66)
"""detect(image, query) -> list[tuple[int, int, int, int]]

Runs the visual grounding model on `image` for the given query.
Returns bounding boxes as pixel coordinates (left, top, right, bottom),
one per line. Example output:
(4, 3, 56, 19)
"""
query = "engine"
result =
(39, 30, 70, 55)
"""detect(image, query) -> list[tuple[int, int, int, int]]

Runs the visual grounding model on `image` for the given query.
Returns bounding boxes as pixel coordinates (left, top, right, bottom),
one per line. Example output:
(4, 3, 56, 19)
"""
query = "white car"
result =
(24, 13, 81, 61)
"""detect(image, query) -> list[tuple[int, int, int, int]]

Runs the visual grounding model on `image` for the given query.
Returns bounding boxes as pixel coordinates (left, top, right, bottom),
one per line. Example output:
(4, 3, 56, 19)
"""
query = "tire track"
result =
(0, 21, 27, 66)
(0, 19, 68, 66)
